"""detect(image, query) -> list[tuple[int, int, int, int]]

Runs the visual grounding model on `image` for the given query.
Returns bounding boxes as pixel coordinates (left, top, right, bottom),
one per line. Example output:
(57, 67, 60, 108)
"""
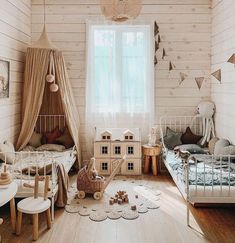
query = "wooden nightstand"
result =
(142, 144, 162, 176)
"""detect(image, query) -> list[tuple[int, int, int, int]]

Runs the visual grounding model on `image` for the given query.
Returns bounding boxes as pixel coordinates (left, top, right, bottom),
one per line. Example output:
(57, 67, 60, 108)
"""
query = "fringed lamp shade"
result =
(100, 0, 142, 22)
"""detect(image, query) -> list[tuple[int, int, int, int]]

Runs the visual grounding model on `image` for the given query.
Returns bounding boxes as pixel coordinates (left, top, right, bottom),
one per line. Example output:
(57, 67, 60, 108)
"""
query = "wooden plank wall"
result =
(31, 0, 211, 159)
(211, 0, 235, 143)
(0, 0, 31, 144)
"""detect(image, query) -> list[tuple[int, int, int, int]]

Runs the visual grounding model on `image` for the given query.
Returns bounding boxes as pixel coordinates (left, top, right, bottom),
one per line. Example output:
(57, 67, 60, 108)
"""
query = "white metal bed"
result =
(0, 114, 77, 220)
(160, 116, 235, 225)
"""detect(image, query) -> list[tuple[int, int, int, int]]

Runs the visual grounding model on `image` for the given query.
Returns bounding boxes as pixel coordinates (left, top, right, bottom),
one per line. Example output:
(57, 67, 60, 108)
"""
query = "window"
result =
(127, 146, 134, 155)
(125, 135, 134, 140)
(101, 146, 108, 154)
(114, 146, 121, 154)
(107, 136, 111, 139)
(87, 25, 153, 114)
(128, 162, 134, 171)
(101, 162, 108, 171)
(102, 136, 106, 140)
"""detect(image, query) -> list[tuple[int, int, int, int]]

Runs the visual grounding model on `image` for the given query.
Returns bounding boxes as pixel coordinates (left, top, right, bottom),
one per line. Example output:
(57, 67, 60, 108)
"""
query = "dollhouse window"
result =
(101, 146, 108, 154)
(102, 135, 111, 140)
(129, 136, 133, 140)
(101, 162, 108, 171)
(127, 146, 134, 154)
(125, 136, 128, 140)
(114, 146, 121, 154)
(128, 162, 134, 171)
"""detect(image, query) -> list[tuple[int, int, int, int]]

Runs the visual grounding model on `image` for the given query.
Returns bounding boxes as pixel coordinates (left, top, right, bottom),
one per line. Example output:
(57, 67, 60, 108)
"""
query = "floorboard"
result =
(1, 174, 235, 243)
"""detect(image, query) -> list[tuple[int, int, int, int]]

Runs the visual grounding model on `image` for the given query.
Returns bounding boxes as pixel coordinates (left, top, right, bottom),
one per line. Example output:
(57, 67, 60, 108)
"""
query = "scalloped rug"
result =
(65, 176, 161, 222)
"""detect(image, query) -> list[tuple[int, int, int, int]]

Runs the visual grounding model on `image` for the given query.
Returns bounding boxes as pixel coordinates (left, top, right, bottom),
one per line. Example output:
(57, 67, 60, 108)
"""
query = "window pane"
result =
(122, 31, 146, 112)
(90, 26, 150, 113)
(94, 30, 116, 111)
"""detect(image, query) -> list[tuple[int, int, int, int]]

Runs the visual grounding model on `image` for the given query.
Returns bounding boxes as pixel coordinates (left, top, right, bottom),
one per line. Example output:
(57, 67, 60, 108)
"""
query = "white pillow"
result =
(222, 145, 235, 156)
(0, 141, 15, 164)
(36, 144, 66, 152)
(214, 139, 230, 155)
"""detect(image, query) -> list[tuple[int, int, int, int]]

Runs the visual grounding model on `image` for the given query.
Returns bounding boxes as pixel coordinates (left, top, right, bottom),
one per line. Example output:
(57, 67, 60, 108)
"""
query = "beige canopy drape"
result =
(16, 48, 81, 169)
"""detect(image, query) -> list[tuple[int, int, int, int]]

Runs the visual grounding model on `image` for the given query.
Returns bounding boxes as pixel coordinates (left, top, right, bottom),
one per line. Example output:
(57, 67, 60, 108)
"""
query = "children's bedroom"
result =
(0, 0, 235, 242)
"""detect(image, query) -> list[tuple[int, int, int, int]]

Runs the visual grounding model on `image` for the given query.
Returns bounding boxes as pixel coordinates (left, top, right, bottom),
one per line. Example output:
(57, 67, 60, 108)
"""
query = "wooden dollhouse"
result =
(94, 128, 142, 175)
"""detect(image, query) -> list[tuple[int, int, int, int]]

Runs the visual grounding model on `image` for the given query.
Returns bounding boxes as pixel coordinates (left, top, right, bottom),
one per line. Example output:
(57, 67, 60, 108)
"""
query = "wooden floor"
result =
(1, 174, 235, 243)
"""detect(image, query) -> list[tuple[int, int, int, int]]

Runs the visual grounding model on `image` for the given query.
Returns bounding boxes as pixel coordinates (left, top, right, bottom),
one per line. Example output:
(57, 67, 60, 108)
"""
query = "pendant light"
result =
(100, 0, 142, 22)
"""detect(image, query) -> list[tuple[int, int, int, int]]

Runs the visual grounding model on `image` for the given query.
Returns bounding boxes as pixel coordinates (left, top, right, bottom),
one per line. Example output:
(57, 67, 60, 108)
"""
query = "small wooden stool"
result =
(142, 144, 162, 176)
(16, 175, 51, 241)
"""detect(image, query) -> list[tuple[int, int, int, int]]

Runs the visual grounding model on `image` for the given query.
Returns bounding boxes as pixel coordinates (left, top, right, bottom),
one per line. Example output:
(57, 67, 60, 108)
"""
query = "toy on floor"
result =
(77, 155, 126, 200)
(109, 190, 129, 205)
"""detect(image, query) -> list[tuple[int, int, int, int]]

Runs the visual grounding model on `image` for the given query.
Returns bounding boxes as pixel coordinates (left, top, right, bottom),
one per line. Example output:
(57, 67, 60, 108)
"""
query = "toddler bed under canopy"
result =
(0, 21, 82, 218)
(16, 27, 82, 169)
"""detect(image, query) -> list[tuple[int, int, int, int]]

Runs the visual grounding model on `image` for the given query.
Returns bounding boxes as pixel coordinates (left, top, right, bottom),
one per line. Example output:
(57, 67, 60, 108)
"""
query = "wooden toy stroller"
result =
(77, 155, 126, 200)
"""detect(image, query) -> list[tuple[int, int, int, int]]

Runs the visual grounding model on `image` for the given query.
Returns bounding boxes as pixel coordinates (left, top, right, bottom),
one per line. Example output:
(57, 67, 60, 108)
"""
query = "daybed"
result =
(0, 115, 77, 220)
(160, 116, 235, 224)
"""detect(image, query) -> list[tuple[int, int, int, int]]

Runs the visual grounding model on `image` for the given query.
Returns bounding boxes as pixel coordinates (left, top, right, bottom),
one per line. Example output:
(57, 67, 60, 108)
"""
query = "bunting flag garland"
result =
(211, 69, 221, 83)
(158, 34, 161, 43)
(153, 20, 231, 89)
(155, 41, 159, 52)
(154, 56, 158, 66)
(169, 61, 175, 71)
(195, 77, 205, 90)
(179, 72, 188, 85)
(162, 48, 166, 59)
(227, 53, 235, 67)
(154, 21, 159, 36)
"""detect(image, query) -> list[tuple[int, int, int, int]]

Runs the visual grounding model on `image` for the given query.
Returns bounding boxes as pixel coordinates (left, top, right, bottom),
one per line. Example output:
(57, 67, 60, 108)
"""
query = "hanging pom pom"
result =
(50, 83, 59, 92)
(46, 74, 55, 83)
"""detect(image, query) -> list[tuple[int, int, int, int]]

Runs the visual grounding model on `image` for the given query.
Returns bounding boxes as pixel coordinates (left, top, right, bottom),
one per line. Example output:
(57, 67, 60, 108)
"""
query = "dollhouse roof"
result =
(95, 128, 140, 141)
(101, 130, 112, 136)
(123, 130, 134, 136)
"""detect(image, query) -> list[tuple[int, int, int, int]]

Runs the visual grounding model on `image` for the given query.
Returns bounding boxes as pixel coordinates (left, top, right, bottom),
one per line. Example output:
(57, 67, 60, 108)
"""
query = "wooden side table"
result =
(142, 144, 162, 176)
(0, 181, 18, 233)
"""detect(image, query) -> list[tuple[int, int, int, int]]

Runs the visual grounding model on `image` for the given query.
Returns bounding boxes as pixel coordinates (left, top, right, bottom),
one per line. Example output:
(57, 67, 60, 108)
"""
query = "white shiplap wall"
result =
(0, 0, 31, 144)
(211, 0, 235, 143)
(31, 0, 211, 158)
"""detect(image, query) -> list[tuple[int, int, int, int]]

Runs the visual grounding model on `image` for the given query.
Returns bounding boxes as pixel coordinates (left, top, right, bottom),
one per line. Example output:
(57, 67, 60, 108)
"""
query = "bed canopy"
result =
(16, 23, 82, 169)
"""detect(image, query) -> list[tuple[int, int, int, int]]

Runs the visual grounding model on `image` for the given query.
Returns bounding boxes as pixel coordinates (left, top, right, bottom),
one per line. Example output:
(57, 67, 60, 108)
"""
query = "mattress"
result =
(164, 150, 235, 202)
(0, 148, 76, 198)
(12, 147, 76, 175)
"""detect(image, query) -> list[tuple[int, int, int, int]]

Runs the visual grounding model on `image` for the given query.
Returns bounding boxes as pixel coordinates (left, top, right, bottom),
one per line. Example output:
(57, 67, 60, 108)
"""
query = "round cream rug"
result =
(66, 176, 161, 222)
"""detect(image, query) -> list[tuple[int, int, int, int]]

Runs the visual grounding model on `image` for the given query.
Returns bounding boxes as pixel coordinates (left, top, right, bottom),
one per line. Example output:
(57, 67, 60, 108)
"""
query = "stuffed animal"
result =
(196, 101, 216, 146)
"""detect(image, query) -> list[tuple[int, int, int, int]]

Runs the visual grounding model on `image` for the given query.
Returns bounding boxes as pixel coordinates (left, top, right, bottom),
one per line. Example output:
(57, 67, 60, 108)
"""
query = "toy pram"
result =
(77, 155, 126, 200)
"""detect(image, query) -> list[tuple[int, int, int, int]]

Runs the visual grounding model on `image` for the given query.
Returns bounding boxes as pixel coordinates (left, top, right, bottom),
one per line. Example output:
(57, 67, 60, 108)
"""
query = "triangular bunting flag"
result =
(154, 21, 159, 36)
(154, 56, 158, 66)
(169, 61, 175, 71)
(158, 34, 161, 43)
(179, 72, 188, 85)
(162, 48, 166, 59)
(155, 41, 159, 52)
(195, 77, 205, 90)
(227, 53, 235, 66)
(211, 69, 221, 83)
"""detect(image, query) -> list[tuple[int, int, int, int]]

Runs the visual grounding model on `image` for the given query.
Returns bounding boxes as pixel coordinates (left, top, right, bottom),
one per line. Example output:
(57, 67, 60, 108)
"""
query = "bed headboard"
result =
(36, 115, 66, 133)
(160, 116, 202, 144)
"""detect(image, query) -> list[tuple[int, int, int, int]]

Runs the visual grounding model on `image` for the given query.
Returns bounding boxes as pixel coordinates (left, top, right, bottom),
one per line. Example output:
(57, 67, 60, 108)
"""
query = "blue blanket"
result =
(165, 151, 235, 186)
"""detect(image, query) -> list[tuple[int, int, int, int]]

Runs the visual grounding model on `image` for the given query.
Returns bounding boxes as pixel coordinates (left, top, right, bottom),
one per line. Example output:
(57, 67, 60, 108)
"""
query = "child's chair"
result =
(16, 175, 52, 241)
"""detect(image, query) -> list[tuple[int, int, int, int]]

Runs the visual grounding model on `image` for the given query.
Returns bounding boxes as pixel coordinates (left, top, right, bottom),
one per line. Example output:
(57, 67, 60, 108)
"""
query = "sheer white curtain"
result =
(86, 24, 154, 155)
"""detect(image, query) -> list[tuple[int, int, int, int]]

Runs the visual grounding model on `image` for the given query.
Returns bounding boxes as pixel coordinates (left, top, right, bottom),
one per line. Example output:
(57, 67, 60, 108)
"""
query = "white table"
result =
(0, 182, 18, 233)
